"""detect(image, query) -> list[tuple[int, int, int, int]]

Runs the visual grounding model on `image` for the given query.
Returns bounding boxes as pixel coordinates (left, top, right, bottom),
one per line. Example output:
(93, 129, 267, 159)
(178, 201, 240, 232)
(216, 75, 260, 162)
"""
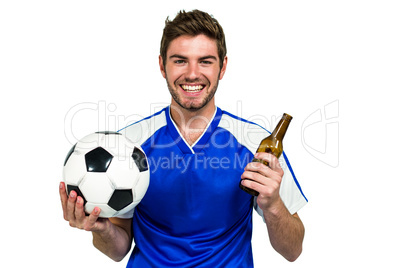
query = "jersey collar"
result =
(165, 106, 223, 154)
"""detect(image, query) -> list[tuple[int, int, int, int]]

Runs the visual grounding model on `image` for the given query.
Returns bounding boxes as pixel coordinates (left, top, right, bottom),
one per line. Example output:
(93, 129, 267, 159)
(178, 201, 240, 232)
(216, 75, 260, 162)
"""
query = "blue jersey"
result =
(118, 106, 307, 267)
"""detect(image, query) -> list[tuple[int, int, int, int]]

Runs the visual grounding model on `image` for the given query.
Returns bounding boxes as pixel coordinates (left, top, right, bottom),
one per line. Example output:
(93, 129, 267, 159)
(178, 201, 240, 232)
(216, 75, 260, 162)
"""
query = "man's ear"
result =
(159, 55, 166, 78)
(219, 56, 228, 80)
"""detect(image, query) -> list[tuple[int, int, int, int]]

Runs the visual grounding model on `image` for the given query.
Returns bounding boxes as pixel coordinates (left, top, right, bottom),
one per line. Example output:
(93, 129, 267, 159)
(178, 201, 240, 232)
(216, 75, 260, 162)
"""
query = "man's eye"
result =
(175, 60, 185, 64)
(200, 61, 212, 65)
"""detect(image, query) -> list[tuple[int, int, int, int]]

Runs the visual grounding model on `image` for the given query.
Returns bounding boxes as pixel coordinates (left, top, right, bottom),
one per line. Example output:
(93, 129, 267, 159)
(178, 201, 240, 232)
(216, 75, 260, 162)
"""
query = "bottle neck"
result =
(271, 114, 292, 140)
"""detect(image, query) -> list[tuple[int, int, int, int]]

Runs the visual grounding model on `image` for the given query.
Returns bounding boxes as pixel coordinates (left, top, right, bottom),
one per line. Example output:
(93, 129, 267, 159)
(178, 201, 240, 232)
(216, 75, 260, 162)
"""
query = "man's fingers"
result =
(253, 153, 284, 176)
(241, 169, 272, 187)
(75, 196, 86, 222)
(245, 161, 271, 177)
(59, 182, 68, 220)
(66, 190, 77, 225)
(85, 207, 101, 232)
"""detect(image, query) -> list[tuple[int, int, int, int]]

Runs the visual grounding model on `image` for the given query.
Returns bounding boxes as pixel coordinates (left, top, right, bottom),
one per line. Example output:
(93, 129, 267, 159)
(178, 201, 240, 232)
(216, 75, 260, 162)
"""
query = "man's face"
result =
(159, 34, 227, 111)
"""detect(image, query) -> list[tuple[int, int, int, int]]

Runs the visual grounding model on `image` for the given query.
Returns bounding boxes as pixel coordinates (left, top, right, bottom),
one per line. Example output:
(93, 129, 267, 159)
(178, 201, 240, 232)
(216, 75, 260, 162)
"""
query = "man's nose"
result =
(185, 62, 200, 80)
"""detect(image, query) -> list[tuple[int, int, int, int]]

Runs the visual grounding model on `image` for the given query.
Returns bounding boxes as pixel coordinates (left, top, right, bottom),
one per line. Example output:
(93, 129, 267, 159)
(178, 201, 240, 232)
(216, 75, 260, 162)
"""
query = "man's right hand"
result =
(59, 181, 111, 233)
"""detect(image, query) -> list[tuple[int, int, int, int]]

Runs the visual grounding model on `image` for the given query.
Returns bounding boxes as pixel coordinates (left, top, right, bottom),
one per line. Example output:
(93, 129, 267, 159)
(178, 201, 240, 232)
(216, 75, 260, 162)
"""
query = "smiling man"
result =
(60, 10, 307, 267)
(161, 34, 226, 112)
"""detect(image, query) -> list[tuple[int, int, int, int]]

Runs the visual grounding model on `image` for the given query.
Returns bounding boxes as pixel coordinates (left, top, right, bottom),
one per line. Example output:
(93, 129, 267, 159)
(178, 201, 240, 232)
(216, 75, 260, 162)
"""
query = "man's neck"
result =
(170, 101, 216, 146)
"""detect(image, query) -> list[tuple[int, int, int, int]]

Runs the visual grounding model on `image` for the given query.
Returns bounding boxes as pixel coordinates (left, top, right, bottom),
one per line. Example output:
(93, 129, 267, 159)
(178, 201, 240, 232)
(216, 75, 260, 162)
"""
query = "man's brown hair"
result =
(160, 10, 227, 69)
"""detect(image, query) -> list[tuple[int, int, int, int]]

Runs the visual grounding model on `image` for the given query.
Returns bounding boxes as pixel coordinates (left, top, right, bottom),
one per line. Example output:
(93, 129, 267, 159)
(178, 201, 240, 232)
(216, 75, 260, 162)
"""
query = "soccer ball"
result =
(63, 131, 149, 218)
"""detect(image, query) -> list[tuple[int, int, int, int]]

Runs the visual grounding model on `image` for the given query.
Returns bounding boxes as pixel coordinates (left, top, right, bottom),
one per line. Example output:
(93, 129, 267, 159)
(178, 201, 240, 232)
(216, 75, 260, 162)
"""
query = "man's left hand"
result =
(240, 152, 284, 211)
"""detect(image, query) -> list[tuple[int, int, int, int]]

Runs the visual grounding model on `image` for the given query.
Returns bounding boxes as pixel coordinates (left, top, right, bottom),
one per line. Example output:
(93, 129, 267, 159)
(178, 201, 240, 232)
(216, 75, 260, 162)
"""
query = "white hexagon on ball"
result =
(107, 155, 140, 189)
(79, 172, 114, 204)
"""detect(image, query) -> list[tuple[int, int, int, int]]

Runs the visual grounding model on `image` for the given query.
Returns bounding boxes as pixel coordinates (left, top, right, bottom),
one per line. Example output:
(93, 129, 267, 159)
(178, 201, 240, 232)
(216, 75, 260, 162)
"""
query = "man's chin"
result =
(178, 102, 205, 112)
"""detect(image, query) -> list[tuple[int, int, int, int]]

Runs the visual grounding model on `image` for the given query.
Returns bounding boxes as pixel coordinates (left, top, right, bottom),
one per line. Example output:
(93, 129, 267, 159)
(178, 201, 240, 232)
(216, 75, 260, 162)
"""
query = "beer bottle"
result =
(240, 113, 293, 196)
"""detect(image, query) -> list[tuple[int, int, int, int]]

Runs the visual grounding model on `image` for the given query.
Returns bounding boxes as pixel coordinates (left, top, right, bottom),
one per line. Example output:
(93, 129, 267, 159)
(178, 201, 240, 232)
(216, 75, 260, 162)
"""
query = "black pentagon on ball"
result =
(64, 143, 77, 166)
(108, 189, 133, 211)
(95, 131, 122, 135)
(66, 184, 87, 206)
(132, 147, 148, 172)
(85, 147, 113, 172)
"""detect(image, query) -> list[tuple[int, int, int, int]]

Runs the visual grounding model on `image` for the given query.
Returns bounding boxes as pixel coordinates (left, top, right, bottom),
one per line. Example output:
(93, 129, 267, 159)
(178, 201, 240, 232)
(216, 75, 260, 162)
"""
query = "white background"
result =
(1, 0, 401, 267)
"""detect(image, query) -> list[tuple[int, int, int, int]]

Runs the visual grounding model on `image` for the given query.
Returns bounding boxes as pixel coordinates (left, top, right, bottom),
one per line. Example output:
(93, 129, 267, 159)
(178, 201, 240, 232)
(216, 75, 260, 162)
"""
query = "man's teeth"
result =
(182, 85, 203, 92)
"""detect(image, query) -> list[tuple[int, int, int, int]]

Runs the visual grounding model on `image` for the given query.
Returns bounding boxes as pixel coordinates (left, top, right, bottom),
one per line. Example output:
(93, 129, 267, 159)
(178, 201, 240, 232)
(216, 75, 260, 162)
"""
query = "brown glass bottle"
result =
(240, 113, 293, 196)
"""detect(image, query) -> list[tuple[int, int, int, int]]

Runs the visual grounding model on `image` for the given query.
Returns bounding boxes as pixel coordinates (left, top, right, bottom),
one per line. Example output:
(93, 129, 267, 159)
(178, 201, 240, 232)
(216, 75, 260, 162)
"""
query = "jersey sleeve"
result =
(115, 209, 135, 219)
(254, 152, 307, 218)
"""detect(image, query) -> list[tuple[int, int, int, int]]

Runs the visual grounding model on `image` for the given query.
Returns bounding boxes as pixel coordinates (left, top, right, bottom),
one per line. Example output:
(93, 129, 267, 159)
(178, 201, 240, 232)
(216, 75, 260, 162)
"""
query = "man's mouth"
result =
(181, 84, 205, 93)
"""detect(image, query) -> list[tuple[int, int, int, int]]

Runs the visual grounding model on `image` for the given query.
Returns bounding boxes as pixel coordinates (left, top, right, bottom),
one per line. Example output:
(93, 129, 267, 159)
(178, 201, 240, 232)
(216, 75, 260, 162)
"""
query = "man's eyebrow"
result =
(169, 54, 187, 59)
(169, 54, 218, 61)
(199, 55, 217, 61)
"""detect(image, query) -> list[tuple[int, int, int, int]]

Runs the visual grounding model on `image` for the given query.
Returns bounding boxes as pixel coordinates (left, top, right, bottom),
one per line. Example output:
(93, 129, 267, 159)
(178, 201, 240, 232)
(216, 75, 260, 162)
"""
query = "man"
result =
(59, 9, 307, 267)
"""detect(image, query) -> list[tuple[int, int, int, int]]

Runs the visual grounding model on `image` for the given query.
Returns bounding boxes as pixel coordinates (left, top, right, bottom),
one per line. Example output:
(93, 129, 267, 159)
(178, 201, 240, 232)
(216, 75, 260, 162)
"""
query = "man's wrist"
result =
(262, 198, 287, 220)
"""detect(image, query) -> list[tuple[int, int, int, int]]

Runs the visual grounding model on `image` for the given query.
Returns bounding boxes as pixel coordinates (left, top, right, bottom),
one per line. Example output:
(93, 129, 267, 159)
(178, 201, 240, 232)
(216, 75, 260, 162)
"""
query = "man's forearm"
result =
(92, 221, 132, 262)
(263, 200, 305, 262)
